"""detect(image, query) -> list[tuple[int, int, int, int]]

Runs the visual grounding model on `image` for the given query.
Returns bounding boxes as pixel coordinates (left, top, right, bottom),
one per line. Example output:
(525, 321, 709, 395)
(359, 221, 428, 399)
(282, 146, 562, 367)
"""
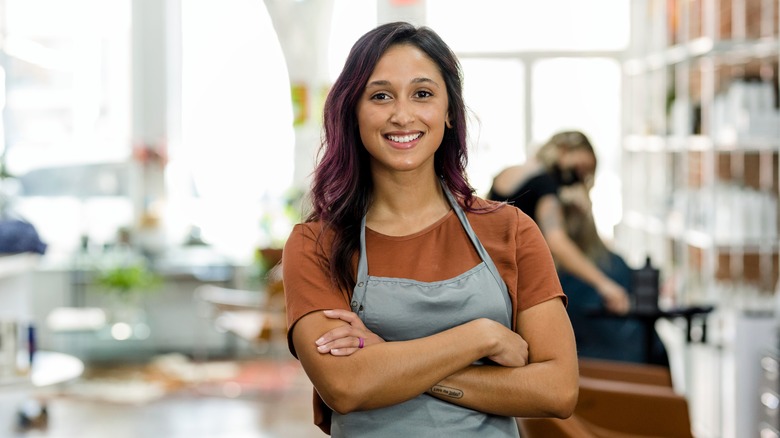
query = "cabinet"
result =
(618, 1, 779, 437)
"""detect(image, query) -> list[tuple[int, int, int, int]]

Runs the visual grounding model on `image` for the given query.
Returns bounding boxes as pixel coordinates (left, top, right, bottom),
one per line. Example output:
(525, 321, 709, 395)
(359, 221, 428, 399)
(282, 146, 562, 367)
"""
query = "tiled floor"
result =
(4, 356, 324, 438)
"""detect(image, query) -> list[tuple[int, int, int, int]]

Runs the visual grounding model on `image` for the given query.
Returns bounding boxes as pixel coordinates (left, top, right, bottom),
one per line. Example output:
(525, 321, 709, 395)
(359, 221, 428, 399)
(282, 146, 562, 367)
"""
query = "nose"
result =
(389, 98, 414, 126)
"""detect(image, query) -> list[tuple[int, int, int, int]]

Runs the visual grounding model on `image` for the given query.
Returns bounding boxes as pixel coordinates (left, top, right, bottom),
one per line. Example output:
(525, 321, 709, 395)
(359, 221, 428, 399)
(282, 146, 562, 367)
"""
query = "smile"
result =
(385, 133, 422, 143)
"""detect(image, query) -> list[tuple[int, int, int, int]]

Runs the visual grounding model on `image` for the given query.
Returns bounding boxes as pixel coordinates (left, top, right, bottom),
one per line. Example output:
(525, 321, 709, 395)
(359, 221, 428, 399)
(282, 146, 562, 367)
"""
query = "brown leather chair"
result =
(575, 376, 693, 437)
(519, 359, 694, 438)
(516, 415, 599, 438)
(575, 358, 694, 438)
(578, 357, 674, 388)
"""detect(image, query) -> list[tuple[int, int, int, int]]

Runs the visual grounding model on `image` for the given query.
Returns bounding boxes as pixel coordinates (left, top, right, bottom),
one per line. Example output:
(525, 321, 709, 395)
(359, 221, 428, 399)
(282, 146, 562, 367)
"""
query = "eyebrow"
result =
(365, 77, 441, 89)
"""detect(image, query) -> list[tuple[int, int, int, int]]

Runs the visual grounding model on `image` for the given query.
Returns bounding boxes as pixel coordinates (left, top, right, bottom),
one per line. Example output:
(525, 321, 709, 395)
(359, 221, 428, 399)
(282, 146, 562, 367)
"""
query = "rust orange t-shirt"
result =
(282, 197, 566, 433)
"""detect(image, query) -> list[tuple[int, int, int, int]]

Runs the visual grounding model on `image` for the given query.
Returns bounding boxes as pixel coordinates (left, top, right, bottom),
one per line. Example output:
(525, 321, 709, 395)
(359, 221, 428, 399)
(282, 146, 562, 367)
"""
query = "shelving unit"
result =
(618, 1, 779, 436)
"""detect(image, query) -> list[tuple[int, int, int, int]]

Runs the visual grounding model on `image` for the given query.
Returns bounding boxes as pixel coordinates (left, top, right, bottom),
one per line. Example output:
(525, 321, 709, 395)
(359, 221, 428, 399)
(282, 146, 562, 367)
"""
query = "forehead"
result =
(574, 150, 597, 169)
(368, 44, 444, 82)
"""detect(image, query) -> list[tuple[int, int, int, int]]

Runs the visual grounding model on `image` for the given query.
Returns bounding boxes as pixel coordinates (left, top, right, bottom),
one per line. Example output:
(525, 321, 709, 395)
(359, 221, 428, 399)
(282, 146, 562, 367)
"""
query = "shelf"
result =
(0, 253, 39, 281)
(625, 37, 780, 75)
(624, 210, 779, 252)
(625, 135, 780, 153)
(624, 2, 779, 436)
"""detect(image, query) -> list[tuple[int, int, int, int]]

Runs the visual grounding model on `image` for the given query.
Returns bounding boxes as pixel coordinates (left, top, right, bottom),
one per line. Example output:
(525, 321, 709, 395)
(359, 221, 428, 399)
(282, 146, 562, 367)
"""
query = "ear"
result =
(445, 113, 452, 129)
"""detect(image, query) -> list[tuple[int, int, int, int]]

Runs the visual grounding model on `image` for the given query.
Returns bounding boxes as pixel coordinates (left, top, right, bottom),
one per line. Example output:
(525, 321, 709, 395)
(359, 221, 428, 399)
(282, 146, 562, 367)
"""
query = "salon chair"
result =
(578, 357, 673, 387)
(518, 358, 694, 438)
(516, 415, 598, 438)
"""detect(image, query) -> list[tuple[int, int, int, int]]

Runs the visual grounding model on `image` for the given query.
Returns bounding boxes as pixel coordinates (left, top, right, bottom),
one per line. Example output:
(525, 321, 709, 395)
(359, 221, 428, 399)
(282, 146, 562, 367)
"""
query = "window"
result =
(461, 59, 525, 196)
(425, 1, 629, 239)
(427, 0, 630, 52)
(174, 0, 295, 259)
(328, 0, 378, 82)
(1, 0, 132, 255)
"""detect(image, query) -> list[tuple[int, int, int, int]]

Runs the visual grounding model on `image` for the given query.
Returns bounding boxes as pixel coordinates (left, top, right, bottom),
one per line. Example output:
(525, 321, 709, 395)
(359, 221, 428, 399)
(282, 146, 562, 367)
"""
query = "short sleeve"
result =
(282, 223, 351, 358)
(512, 207, 567, 311)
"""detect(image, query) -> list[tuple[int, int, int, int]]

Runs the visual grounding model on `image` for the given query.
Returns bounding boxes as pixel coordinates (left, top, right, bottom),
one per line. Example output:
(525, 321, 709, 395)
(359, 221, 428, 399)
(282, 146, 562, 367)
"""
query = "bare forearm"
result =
(295, 316, 501, 414)
(427, 298, 580, 419)
(546, 230, 609, 288)
(428, 361, 578, 418)
(535, 195, 610, 290)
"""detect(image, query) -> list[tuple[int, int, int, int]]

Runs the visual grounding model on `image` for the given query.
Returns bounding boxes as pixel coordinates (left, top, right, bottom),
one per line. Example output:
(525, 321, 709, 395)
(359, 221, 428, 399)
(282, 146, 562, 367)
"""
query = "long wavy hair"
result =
(562, 201, 610, 267)
(306, 22, 475, 291)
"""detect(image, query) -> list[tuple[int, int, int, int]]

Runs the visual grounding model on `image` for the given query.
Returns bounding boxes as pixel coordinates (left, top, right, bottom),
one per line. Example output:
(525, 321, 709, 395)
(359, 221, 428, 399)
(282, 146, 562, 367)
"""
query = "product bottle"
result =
(633, 257, 660, 314)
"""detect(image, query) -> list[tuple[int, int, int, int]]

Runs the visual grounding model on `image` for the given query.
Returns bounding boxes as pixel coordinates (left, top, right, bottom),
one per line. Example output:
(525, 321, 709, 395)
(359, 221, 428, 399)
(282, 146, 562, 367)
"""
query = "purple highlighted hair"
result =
(307, 21, 476, 291)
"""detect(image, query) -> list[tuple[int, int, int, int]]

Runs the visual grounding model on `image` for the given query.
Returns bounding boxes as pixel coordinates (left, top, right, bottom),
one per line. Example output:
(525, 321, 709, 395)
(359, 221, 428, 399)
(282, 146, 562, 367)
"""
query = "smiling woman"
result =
(356, 44, 451, 178)
(283, 21, 579, 437)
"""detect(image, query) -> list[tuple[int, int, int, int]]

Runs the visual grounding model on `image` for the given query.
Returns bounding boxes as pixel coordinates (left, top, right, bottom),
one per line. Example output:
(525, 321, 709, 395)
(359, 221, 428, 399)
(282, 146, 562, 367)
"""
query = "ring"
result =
(358, 337, 364, 349)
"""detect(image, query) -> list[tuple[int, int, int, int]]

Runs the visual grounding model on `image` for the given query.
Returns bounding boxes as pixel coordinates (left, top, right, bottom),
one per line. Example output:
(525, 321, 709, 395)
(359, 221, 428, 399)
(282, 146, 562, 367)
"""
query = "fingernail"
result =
(317, 345, 328, 352)
(323, 310, 334, 315)
(315, 337, 324, 345)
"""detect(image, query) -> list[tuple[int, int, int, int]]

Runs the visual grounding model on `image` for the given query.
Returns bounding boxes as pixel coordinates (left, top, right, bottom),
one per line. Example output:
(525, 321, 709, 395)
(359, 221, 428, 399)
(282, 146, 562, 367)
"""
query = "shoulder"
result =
(467, 196, 539, 243)
(283, 221, 332, 258)
(289, 221, 324, 238)
(526, 170, 557, 187)
(490, 164, 530, 195)
(469, 197, 535, 226)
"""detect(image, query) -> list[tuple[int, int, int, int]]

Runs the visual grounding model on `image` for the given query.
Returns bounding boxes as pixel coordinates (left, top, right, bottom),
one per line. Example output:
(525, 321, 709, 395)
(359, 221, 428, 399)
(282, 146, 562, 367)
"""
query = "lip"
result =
(384, 132, 423, 150)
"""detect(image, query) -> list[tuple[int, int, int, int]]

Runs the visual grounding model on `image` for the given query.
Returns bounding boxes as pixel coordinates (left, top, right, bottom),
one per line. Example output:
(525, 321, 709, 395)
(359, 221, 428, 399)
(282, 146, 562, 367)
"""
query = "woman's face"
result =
(559, 149, 596, 186)
(356, 44, 450, 176)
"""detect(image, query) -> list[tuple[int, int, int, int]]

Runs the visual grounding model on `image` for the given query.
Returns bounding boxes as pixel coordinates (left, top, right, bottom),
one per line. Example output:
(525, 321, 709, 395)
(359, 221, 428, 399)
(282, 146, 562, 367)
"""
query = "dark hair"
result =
(307, 21, 474, 291)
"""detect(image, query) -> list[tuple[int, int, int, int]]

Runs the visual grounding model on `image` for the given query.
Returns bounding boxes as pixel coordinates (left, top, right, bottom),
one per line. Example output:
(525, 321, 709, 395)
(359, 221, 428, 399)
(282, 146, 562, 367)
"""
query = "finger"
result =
(316, 326, 358, 346)
(330, 347, 358, 356)
(323, 309, 365, 327)
(316, 338, 349, 354)
(318, 335, 363, 351)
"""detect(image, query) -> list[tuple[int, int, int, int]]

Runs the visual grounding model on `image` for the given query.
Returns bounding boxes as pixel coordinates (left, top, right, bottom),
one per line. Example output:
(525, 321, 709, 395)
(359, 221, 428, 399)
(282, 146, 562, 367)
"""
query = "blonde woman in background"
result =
(559, 194, 669, 365)
(488, 131, 630, 315)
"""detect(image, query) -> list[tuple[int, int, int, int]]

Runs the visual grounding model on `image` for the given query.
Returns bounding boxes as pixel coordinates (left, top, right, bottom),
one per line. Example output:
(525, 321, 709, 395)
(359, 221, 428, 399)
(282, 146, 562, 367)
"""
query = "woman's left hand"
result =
(315, 309, 385, 356)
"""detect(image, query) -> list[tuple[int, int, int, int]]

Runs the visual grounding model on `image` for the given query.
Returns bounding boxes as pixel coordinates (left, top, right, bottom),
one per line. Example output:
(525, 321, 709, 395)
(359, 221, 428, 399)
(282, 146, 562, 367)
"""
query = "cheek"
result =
(357, 108, 380, 140)
(421, 105, 450, 128)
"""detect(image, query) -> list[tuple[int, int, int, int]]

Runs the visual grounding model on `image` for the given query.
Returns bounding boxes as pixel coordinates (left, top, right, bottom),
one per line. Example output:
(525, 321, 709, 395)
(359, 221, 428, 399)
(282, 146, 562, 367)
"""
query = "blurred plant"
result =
(93, 262, 162, 302)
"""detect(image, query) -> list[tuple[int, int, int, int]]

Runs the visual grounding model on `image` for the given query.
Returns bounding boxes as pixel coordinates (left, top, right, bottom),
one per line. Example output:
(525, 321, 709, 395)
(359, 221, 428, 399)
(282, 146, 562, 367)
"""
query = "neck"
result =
(366, 172, 452, 236)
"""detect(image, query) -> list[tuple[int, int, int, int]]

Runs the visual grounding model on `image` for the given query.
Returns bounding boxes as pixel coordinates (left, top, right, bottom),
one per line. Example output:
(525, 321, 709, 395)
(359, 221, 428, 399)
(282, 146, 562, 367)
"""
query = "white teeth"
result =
(387, 133, 421, 143)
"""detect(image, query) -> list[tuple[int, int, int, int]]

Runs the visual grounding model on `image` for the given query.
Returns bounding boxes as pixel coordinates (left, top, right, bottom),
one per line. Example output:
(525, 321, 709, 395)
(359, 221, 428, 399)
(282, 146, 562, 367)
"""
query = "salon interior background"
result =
(0, 0, 628, 264)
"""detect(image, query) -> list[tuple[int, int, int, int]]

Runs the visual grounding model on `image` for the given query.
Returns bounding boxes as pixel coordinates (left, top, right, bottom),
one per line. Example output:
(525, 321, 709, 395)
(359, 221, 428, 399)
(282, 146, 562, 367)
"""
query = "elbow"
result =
(319, 380, 369, 415)
(550, 385, 579, 419)
(324, 396, 360, 416)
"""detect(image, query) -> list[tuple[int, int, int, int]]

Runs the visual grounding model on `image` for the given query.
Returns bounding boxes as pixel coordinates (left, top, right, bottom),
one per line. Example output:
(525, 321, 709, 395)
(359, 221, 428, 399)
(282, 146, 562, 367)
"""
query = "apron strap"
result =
(353, 180, 512, 323)
(441, 181, 511, 311)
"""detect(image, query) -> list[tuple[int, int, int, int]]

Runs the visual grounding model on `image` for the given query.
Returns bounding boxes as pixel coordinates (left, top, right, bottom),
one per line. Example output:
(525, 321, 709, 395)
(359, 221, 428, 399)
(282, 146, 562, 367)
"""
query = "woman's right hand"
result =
(597, 279, 631, 314)
(315, 309, 385, 356)
(477, 318, 529, 368)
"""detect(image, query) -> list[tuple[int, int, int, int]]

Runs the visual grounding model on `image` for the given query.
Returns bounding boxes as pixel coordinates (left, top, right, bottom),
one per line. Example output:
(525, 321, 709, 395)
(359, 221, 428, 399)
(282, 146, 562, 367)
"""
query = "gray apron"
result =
(331, 184, 520, 437)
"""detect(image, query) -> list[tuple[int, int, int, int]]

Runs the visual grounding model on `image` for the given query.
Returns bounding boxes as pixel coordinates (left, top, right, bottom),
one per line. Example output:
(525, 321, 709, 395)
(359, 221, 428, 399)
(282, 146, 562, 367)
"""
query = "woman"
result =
(488, 131, 630, 315)
(283, 22, 578, 436)
(560, 198, 669, 366)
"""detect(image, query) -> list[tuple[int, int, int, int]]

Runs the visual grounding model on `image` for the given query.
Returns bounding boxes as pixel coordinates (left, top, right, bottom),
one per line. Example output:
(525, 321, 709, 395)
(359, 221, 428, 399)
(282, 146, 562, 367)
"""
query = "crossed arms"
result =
(290, 297, 578, 418)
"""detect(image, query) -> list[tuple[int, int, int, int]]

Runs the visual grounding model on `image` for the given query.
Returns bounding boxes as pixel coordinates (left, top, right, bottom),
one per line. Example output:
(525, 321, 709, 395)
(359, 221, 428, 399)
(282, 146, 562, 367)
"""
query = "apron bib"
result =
(331, 184, 520, 438)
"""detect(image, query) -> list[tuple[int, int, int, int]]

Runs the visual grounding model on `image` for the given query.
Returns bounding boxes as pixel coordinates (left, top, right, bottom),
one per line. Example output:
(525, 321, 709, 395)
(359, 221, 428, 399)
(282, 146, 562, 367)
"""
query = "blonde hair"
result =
(535, 130, 597, 171)
(562, 201, 610, 265)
